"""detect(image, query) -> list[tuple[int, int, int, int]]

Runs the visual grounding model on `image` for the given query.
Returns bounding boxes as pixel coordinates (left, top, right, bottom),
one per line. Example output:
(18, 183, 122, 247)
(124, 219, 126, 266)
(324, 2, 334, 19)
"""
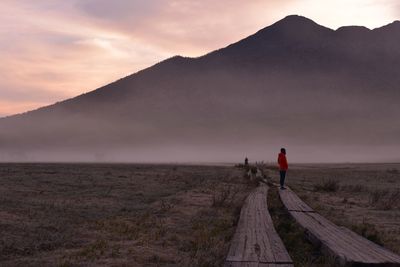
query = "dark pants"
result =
(279, 170, 286, 187)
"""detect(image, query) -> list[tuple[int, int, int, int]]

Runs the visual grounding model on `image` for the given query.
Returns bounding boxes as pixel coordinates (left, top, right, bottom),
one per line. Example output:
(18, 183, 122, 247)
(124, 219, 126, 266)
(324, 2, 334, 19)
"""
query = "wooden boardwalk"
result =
(279, 187, 400, 267)
(225, 185, 293, 267)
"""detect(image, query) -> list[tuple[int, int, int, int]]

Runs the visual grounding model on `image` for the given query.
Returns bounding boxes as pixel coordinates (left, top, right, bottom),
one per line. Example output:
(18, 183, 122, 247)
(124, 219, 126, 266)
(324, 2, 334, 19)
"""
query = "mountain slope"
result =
(1, 15, 400, 162)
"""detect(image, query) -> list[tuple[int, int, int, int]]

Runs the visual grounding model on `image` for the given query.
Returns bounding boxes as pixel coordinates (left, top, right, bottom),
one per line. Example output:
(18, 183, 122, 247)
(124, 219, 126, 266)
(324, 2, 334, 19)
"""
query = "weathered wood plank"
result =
(279, 187, 400, 266)
(278, 187, 314, 212)
(225, 263, 294, 267)
(292, 205, 400, 265)
(225, 185, 293, 266)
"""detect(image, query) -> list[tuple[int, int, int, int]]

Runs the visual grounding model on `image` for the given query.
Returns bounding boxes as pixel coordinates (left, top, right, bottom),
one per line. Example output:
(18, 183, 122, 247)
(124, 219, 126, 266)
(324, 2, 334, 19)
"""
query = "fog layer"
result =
(1, 16, 399, 163)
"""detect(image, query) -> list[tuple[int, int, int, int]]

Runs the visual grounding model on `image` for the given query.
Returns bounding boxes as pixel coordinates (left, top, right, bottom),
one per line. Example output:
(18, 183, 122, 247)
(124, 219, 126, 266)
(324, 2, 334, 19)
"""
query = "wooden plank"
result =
(225, 262, 258, 267)
(278, 187, 314, 212)
(279, 187, 400, 266)
(341, 227, 400, 263)
(225, 185, 293, 266)
(225, 263, 294, 267)
(290, 203, 400, 265)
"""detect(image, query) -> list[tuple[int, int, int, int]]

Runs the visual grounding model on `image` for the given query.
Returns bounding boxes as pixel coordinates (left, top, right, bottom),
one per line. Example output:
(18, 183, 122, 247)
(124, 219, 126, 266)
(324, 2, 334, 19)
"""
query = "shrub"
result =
(186, 210, 234, 267)
(212, 185, 241, 208)
(351, 222, 383, 246)
(369, 189, 388, 205)
(387, 168, 399, 174)
(383, 190, 400, 210)
(341, 184, 366, 192)
(313, 179, 340, 192)
(369, 189, 400, 210)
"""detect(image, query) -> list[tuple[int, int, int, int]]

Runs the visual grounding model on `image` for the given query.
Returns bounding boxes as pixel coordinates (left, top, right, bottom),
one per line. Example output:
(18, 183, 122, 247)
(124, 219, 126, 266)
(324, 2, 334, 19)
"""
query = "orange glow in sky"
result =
(0, 0, 398, 117)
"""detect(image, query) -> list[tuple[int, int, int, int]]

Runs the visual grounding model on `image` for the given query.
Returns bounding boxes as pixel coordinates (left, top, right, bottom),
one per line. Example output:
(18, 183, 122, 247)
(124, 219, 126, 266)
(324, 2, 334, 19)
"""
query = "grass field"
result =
(1, 163, 399, 267)
(264, 163, 400, 257)
(0, 164, 255, 267)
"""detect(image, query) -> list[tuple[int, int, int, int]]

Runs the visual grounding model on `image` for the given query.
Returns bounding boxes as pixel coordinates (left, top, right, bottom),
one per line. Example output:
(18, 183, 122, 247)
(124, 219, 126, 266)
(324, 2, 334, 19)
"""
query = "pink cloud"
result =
(0, 0, 398, 116)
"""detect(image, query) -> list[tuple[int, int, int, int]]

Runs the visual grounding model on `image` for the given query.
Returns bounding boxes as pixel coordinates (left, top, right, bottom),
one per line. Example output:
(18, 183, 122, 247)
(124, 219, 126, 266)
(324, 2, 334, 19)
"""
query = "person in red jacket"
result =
(278, 148, 288, 189)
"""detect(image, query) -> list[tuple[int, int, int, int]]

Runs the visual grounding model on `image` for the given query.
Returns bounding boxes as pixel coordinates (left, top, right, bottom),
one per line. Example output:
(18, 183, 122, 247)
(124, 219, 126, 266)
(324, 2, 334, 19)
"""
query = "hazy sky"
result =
(0, 0, 399, 117)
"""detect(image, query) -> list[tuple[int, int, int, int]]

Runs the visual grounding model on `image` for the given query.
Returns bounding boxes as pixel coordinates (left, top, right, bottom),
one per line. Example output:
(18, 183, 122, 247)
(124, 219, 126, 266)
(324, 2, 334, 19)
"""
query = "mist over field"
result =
(1, 15, 400, 163)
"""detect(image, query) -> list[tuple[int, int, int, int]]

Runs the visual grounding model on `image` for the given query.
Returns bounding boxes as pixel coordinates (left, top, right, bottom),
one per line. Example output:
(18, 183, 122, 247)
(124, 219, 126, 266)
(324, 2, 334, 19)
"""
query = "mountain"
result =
(1, 15, 400, 162)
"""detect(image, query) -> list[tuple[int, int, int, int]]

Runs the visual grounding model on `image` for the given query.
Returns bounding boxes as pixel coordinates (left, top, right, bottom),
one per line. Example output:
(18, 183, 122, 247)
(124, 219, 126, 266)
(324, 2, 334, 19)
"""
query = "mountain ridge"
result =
(1, 15, 399, 162)
(2, 15, 399, 120)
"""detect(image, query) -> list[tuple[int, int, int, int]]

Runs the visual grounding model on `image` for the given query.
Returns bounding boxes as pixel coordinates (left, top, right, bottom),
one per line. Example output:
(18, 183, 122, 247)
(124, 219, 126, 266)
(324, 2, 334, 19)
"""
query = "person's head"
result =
(280, 148, 286, 154)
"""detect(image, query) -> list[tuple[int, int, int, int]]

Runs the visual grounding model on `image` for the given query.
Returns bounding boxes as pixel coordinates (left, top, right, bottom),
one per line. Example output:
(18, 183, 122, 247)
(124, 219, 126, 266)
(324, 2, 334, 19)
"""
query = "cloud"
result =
(0, 0, 291, 116)
(0, 0, 171, 115)
(76, 0, 161, 21)
(0, 0, 398, 116)
(73, 0, 296, 54)
(287, 0, 399, 29)
(393, 2, 400, 17)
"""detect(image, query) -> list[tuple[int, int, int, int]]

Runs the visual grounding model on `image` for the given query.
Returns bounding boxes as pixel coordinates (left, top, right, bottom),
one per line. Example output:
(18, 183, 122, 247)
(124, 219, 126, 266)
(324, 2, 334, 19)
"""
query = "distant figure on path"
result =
(244, 157, 249, 166)
(278, 148, 288, 189)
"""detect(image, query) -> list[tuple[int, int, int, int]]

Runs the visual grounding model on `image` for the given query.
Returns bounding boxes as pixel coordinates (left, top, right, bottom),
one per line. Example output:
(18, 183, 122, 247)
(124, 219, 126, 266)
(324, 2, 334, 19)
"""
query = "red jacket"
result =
(278, 153, 288, 170)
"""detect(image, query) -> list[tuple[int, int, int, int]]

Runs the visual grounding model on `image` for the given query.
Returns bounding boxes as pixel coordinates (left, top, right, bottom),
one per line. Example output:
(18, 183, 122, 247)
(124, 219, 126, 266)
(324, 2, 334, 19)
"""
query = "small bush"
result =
(351, 222, 383, 246)
(186, 210, 234, 267)
(369, 189, 388, 205)
(212, 185, 241, 208)
(387, 168, 399, 174)
(313, 179, 340, 192)
(341, 184, 366, 192)
(369, 189, 400, 210)
(383, 190, 400, 210)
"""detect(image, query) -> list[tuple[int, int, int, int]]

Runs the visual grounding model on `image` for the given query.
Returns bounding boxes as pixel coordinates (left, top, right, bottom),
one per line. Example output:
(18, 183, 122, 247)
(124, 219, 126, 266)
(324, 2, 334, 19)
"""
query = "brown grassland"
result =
(0, 163, 399, 267)
(0, 164, 255, 267)
(264, 163, 400, 259)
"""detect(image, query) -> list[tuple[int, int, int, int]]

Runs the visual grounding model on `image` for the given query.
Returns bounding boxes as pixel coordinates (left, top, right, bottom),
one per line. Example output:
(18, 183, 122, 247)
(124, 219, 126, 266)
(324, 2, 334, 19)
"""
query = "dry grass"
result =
(0, 163, 253, 266)
(368, 189, 400, 210)
(211, 184, 243, 208)
(313, 179, 340, 192)
(263, 163, 400, 255)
